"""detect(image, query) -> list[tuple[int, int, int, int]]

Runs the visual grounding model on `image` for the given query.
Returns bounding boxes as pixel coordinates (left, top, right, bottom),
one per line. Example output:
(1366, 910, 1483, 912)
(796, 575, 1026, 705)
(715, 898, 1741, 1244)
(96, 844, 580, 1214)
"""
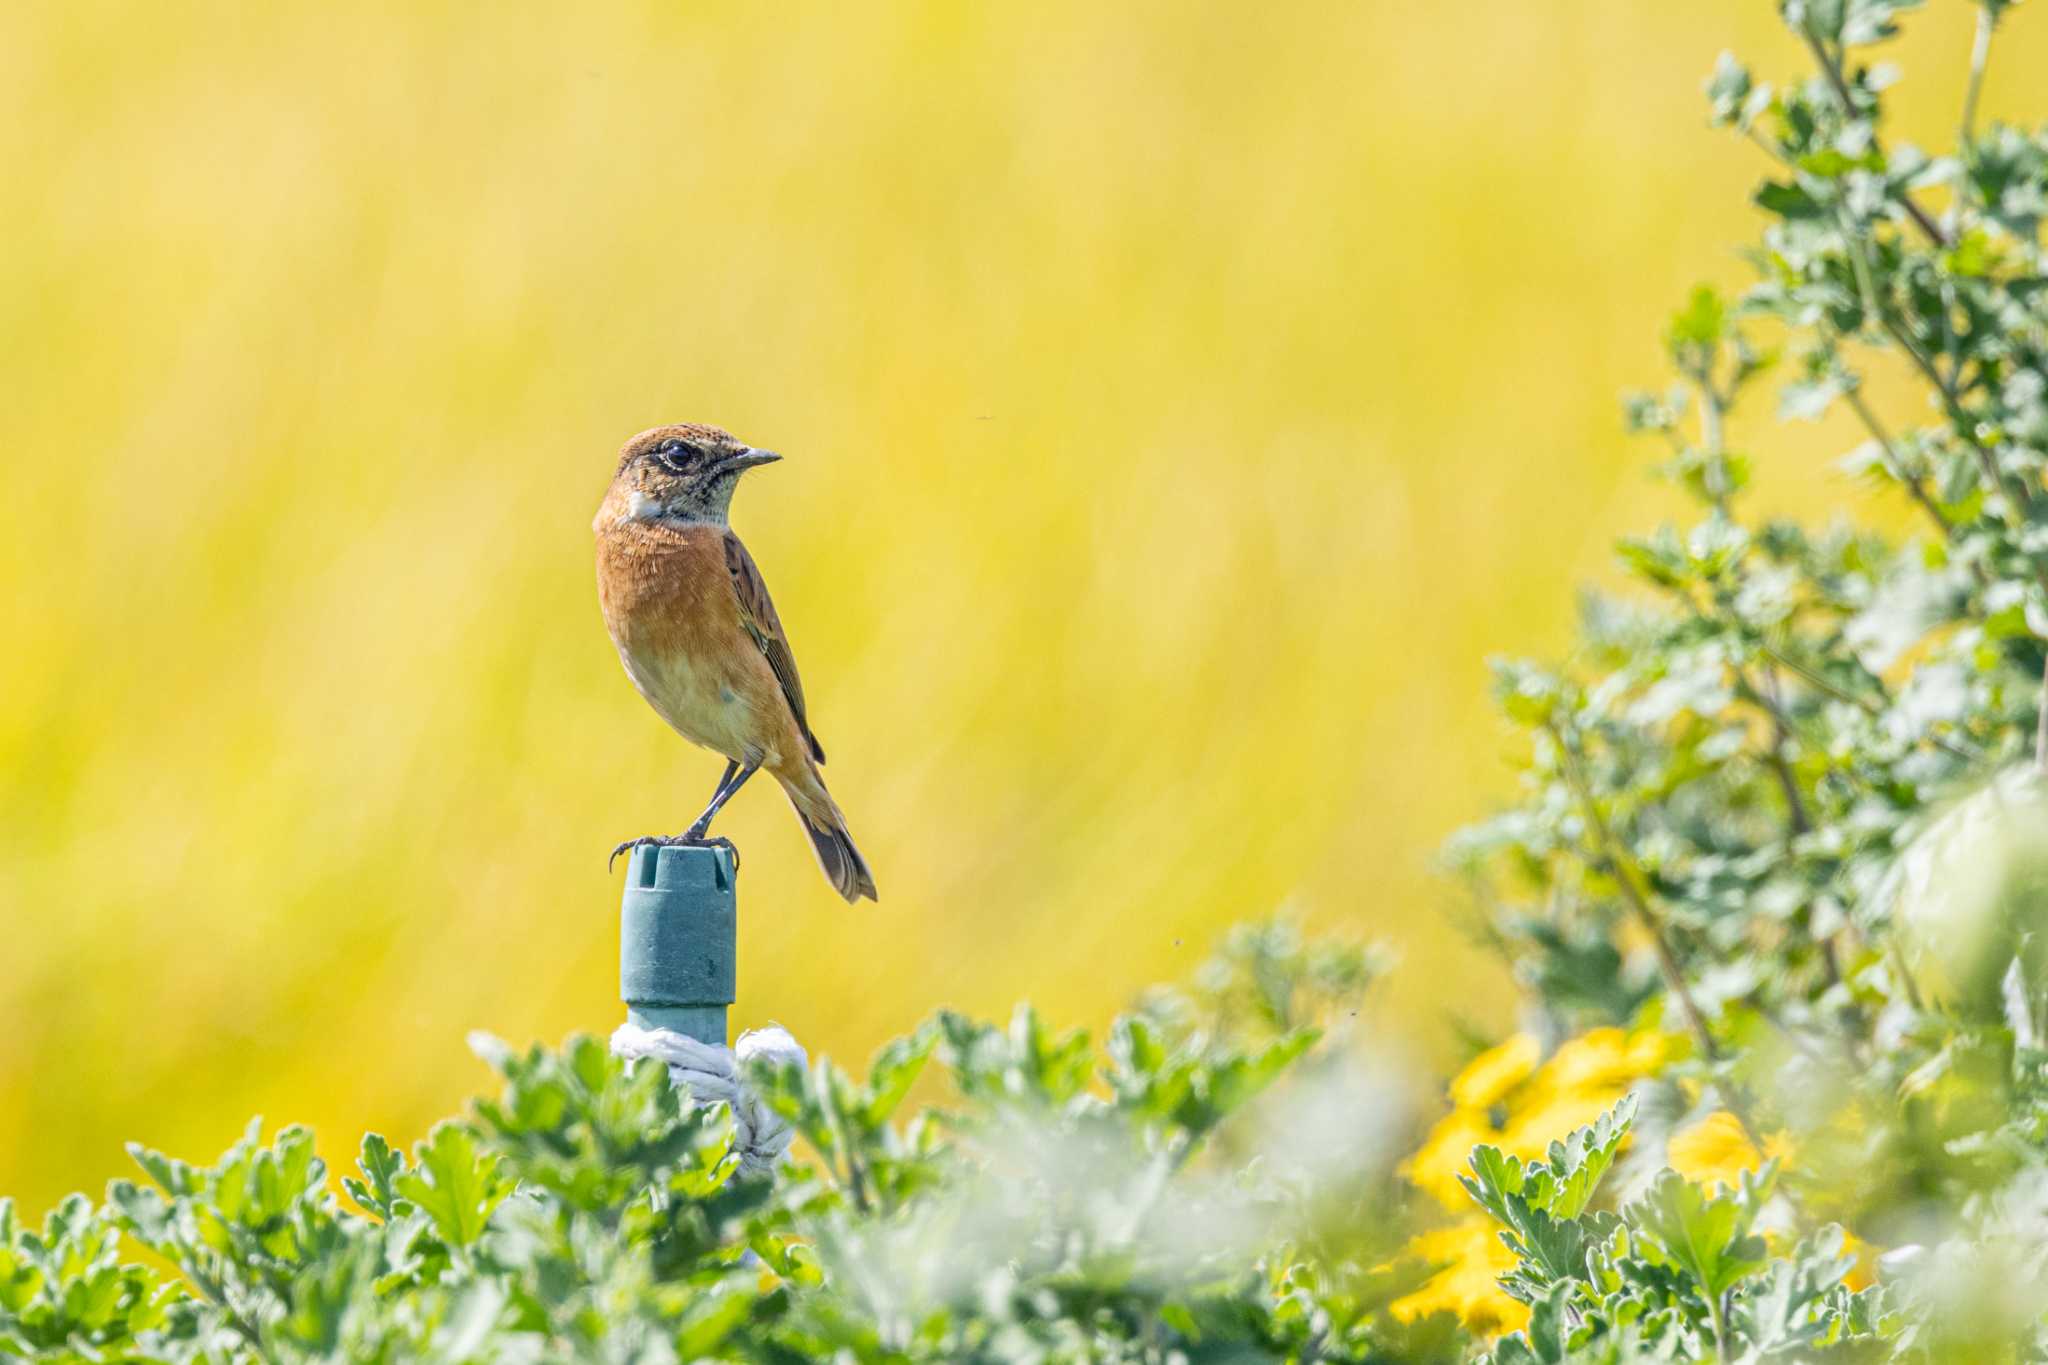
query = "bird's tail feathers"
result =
(784, 774, 877, 903)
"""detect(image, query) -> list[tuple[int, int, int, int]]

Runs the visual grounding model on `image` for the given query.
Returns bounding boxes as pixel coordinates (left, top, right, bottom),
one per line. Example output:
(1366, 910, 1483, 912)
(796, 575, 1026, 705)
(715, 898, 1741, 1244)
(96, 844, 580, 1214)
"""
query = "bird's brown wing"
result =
(723, 530, 826, 763)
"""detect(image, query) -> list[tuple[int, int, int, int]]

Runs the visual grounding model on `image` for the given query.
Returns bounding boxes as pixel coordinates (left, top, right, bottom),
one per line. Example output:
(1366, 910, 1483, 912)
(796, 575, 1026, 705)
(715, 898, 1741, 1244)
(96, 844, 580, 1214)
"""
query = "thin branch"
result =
(1891, 943, 1928, 1012)
(1799, 27, 1949, 248)
(1935, 276, 1965, 394)
(2036, 651, 2048, 779)
(1698, 378, 1727, 462)
(1552, 726, 1719, 1059)
(1843, 386, 1954, 539)
(1758, 645, 1882, 717)
(184, 1262, 264, 1349)
(1765, 722, 1813, 837)
(1880, 308, 2042, 529)
(1838, 217, 2043, 537)
(1744, 126, 1792, 167)
(1668, 583, 1976, 763)
(1962, 4, 1996, 152)
(1680, 367, 1736, 512)
(1737, 666, 1812, 834)
(1758, 643, 1983, 765)
(1743, 666, 1851, 990)
(1897, 182, 1951, 255)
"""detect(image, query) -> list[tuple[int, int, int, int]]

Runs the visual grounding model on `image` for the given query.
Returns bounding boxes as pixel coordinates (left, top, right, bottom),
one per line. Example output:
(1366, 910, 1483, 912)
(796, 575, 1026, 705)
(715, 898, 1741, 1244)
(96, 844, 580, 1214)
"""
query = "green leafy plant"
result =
(8, 3, 2048, 1360)
(1453, 0, 2048, 1358)
(1458, 1096, 1635, 1305)
(1463, 1100, 1881, 1364)
(0, 922, 1464, 1363)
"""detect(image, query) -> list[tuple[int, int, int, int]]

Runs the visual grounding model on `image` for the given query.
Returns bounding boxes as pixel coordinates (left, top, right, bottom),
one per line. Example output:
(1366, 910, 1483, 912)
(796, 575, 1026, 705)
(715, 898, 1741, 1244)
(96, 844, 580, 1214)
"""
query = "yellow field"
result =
(3, 2, 2037, 1215)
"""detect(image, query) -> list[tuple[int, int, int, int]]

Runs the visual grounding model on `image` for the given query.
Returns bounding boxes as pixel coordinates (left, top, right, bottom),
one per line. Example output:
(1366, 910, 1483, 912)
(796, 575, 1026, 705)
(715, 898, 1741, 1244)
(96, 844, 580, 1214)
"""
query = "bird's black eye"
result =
(653, 438, 692, 472)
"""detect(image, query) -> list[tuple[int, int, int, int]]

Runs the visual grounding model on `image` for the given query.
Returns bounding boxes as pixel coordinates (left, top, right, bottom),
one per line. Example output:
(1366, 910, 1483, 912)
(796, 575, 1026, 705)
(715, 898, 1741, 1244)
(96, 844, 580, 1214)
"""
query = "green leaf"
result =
(1756, 180, 1829, 220)
(1705, 53, 1754, 127)
(1627, 1169, 1768, 1302)
(1779, 375, 1845, 420)
(395, 1123, 512, 1247)
(125, 1143, 199, 1198)
(1668, 285, 1727, 350)
(1538, 1095, 1635, 1220)
(674, 1278, 761, 1355)
(343, 1133, 408, 1219)
(859, 1025, 936, 1128)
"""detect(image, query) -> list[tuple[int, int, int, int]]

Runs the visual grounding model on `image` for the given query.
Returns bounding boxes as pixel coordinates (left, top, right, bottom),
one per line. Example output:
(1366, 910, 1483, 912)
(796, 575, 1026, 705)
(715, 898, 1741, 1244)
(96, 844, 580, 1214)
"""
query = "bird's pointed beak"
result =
(731, 447, 782, 471)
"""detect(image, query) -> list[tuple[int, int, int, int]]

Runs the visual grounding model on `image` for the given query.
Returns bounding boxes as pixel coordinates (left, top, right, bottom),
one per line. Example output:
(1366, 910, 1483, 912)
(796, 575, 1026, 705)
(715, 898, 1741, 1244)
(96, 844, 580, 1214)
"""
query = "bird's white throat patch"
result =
(612, 488, 724, 529)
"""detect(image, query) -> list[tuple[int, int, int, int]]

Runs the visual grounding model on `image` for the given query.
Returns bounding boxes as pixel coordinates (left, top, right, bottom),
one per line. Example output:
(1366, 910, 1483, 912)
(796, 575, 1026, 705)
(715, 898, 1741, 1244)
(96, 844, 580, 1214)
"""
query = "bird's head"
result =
(608, 423, 782, 526)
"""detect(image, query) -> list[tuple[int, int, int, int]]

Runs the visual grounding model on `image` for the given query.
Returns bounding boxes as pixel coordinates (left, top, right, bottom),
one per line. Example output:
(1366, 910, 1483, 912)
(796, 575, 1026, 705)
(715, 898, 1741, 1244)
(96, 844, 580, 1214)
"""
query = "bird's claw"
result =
(608, 833, 742, 875)
(609, 836, 654, 874)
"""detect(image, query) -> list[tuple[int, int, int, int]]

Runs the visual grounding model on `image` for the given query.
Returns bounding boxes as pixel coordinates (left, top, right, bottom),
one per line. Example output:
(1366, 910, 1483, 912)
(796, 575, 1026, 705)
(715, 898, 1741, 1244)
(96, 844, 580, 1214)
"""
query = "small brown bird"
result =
(595, 423, 877, 902)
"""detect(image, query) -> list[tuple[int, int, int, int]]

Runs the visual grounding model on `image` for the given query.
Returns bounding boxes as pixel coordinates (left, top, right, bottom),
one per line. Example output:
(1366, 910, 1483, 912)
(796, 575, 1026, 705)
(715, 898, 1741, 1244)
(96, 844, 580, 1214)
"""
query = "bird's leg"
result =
(682, 759, 759, 841)
(701, 758, 743, 811)
(607, 760, 757, 873)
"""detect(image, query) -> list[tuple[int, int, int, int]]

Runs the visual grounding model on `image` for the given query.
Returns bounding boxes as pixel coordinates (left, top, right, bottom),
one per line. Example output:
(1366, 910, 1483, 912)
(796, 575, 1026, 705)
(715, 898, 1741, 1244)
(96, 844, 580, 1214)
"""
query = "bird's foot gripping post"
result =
(611, 841, 806, 1176)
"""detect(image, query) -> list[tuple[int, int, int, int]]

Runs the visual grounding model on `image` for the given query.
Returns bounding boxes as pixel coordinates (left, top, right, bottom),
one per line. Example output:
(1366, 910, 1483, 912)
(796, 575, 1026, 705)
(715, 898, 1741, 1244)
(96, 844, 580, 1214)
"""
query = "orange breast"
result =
(595, 518, 800, 767)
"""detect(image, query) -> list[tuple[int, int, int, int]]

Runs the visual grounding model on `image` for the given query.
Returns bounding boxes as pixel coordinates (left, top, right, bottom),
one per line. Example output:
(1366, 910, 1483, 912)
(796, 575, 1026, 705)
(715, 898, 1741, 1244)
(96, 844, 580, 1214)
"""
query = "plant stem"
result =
(813, 1069, 874, 1214)
(1799, 27, 1948, 248)
(1757, 644, 1983, 764)
(1757, 647, 1876, 716)
(1698, 379, 1725, 463)
(1879, 308, 2015, 509)
(1837, 208, 2048, 552)
(1838, 217, 2048, 606)
(1552, 726, 1719, 1059)
(1843, 387, 1953, 539)
(186, 1262, 264, 1349)
(1963, 4, 1995, 152)
(1865, 291, 2048, 597)
(1743, 126, 1790, 167)
(2035, 651, 2048, 779)
(1740, 667, 1812, 835)
(1761, 720, 1810, 839)
(1744, 666, 1853, 990)
(1833, 214, 1982, 495)
(1697, 377, 1733, 512)
(1891, 943, 1927, 1012)
(1765, 741, 1811, 835)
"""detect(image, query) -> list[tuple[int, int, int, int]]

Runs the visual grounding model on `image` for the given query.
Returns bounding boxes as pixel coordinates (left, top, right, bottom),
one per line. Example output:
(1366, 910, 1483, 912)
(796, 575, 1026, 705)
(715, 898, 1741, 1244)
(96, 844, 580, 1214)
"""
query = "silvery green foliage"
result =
(2, 924, 1465, 1364)
(1456, 0, 2048, 1358)
(1463, 1099, 1888, 1364)
(11, 4, 2048, 1361)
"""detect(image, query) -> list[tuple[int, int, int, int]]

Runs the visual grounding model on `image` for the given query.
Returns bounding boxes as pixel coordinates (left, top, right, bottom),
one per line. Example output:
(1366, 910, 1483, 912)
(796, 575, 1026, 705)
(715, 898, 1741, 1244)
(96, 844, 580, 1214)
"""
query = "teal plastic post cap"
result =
(620, 842, 737, 1047)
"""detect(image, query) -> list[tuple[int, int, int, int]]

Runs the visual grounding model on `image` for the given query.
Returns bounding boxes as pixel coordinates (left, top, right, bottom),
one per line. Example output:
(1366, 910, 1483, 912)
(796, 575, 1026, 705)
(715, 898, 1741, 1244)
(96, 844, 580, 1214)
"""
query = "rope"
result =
(609, 1021, 808, 1177)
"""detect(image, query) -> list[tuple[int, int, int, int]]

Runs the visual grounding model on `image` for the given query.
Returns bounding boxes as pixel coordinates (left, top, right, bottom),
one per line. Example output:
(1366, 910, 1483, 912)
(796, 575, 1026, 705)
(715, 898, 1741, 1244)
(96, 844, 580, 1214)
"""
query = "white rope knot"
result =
(609, 1022, 808, 1177)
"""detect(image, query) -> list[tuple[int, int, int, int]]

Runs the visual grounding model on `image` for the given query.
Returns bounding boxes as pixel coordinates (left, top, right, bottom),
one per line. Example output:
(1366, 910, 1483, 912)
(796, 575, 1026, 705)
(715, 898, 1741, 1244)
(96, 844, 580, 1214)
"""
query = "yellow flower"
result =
(1450, 1034, 1540, 1110)
(1496, 1087, 1631, 1163)
(1625, 1028, 1678, 1073)
(1404, 1106, 1501, 1209)
(1665, 1111, 1803, 1194)
(1391, 1218, 1529, 1336)
(1527, 1027, 1669, 1098)
(1666, 1110, 1761, 1191)
(1406, 1027, 1681, 1212)
(1840, 1231, 1879, 1291)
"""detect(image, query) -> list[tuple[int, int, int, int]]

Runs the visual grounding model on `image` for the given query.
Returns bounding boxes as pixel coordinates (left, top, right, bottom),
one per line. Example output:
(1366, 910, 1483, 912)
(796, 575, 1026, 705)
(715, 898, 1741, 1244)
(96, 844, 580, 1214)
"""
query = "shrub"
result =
(1442, 0, 2048, 1357)
(3, 924, 1477, 1363)
(8, 1, 2048, 1361)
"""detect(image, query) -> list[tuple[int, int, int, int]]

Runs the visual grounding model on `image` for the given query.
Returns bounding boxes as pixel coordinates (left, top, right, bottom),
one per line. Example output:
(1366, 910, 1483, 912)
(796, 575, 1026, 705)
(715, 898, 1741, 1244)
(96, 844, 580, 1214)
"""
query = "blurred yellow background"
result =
(4, 2, 2039, 1215)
